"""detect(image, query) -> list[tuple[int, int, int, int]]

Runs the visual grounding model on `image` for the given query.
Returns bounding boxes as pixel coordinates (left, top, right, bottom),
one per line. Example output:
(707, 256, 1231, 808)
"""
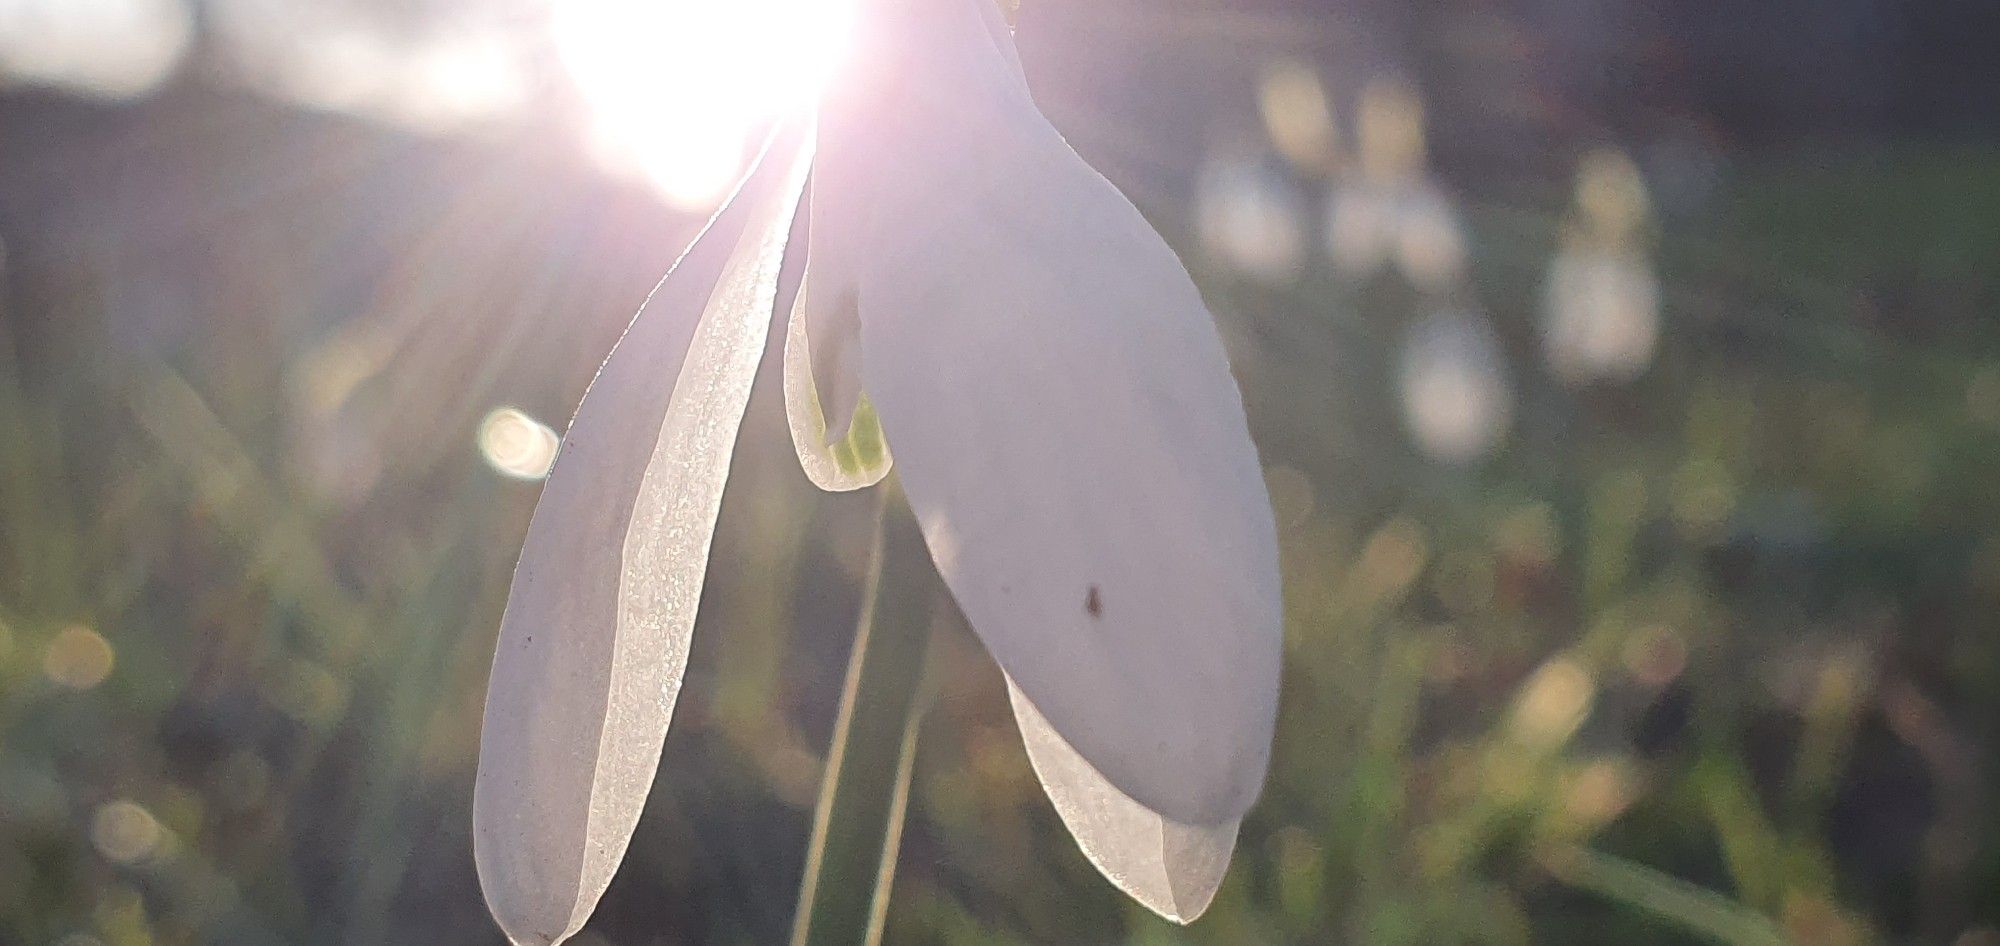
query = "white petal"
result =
(802, 0, 1028, 369)
(797, 0, 1024, 443)
(1008, 677, 1239, 924)
(473, 117, 813, 946)
(970, 0, 1027, 87)
(782, 269, 893, 491)
(826, 0, 1281, 826)
(803, 272, 866, 444)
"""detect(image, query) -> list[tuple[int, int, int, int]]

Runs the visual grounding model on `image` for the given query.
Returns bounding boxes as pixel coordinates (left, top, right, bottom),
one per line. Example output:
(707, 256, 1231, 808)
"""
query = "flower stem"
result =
(791, 480, 935, 946)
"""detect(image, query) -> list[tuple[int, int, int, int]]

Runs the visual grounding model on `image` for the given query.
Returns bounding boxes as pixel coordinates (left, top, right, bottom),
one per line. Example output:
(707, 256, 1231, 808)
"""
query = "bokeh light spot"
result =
(1258, 59, 1337, 174)
(1558, 759, 1637, 831)
(479, 407, 561, 481)
(42, 625, 114, 690)
(1508, 657, 1596, 748)
(91, 800, 165, 865)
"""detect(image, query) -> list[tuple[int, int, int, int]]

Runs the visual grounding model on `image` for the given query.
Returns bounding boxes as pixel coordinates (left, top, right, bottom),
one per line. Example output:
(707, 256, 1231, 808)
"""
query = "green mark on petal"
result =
(782, 279, 892, 492)
(830, 396, 888, 478)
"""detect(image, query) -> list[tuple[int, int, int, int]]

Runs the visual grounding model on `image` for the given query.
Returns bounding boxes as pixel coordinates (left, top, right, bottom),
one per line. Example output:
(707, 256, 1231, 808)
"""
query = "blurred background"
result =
(2, 0, 1999, 943)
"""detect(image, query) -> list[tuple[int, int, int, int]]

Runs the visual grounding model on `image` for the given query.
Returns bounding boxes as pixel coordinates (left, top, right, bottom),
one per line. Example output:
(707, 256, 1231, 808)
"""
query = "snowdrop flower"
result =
(1328, 179, 1472, 286)
(472, 1, 1281, 943)
(1323, 78, 1469, 290)
(1325, 176, 1468, 290)
(1195, 144, 1308, 282)
(1542, 148, 1660, 384)
(1542, 243, 1660, 384)
(1399, 309, 1512, 465)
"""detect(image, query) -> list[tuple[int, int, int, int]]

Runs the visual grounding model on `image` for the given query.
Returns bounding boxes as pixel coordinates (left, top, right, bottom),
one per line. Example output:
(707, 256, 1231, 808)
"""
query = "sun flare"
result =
(550, 0, 855, 209)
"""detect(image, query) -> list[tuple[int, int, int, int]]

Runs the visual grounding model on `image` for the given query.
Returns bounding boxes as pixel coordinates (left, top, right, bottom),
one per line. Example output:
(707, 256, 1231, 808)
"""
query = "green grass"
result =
(3, 141, 1998, 945)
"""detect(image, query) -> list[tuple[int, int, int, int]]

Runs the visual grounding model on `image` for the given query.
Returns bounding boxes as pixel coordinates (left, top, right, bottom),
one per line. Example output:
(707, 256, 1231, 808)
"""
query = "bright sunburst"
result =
(551, 0, 855, 209)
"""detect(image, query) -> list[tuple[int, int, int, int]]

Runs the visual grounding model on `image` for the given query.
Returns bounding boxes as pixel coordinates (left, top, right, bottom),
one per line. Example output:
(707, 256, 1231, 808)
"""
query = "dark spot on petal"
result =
(1085, 585, 1103, 619)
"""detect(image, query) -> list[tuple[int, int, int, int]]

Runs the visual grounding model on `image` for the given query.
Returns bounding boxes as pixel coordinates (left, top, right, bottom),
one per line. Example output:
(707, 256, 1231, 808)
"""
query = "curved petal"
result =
(828, 0, 1281, 826)
(801, 0, 1028, 392)
(783, 270, 893, 491)
(1008, 677, 1239, 924)
(804, 271, 866, 444)
(971, 0, 1027, 88)
(473, 118, 814, 946)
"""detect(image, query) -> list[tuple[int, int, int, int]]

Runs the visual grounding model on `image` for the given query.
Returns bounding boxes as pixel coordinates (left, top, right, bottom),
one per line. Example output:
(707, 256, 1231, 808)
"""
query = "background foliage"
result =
(2, 0, 1998, 944)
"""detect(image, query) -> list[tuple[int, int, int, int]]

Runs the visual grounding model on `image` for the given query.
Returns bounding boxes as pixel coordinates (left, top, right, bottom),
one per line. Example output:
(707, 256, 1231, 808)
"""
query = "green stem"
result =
(791, 480, 936, 946)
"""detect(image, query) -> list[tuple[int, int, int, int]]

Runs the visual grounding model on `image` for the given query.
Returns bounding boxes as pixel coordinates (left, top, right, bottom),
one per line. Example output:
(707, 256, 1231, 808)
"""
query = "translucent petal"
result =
(472, 117, 813, 946)
(1008, 677, 1239, 924)
(826, 0, 1281, 827)
(971, 0, 1026, 86)
(804, 0, 1027, 347)
(806, 278, 865, 444)
(783, 271, 892, 491)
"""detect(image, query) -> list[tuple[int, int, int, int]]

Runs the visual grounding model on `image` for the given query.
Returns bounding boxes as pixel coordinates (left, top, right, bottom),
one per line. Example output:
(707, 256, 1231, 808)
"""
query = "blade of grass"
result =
(788, 480, 936, 944)
(1543, 845, 1788, 946)
(792, 478, 936, 946)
